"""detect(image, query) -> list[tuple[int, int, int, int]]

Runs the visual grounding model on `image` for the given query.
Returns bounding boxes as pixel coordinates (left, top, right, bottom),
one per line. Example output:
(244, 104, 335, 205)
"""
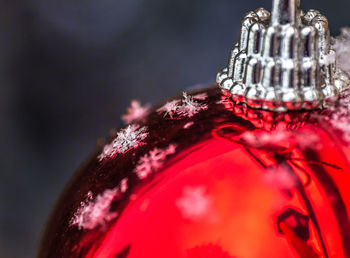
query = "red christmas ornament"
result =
(39, 1, 350, 257)
(39, 87, 350, 258)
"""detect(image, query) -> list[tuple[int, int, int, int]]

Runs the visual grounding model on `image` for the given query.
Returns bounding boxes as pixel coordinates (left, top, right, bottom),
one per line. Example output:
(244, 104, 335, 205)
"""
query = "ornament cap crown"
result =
(217, 0, 349, 111)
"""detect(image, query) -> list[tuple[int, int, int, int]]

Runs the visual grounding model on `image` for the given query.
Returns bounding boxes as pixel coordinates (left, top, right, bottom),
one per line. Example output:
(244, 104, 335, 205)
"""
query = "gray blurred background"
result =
(1, 0, 349, 257)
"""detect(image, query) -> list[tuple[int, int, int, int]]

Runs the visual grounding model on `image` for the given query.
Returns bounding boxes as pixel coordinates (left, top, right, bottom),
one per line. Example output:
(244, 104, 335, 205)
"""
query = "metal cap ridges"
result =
(217, 0, 349, 111)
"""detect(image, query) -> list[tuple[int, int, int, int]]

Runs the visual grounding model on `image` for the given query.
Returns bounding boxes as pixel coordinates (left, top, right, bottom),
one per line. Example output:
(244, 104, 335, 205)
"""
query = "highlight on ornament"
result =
(38, 0, 350, 257)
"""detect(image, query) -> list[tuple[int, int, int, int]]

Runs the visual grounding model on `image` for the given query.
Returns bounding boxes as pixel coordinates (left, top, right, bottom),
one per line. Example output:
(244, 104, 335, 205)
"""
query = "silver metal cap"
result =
(217, 0, 350, 111)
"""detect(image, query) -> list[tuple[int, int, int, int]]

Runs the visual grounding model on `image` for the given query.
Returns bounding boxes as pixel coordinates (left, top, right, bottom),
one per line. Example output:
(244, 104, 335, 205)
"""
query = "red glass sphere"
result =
(39, 86, 350, 257)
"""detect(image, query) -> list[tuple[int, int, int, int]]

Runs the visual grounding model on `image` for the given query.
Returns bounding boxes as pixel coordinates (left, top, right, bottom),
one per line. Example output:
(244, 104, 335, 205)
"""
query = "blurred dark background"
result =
(1, 0, 349, 257)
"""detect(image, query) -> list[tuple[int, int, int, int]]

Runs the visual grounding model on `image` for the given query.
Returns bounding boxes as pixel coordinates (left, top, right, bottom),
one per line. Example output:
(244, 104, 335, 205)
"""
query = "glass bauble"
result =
(39, 86, 350, 258)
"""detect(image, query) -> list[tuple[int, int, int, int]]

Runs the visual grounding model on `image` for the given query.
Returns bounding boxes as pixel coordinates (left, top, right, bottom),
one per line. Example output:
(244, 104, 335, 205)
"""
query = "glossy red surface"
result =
(39, 87, 350, 257)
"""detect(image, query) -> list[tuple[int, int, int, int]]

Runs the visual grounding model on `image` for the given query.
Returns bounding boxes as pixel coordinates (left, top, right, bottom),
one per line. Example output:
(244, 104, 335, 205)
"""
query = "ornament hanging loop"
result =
(217, 0, 349, 111)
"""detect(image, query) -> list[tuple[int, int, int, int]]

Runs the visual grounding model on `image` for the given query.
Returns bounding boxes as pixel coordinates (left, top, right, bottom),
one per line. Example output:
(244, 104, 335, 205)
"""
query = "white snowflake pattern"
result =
(70, 188, 119, 230)
(176, 186, 212, 220)
(135, 144, 177, 179)
(70, 178, 129, 230)
(156, 99, 181, 118)
(157, 92, 208, 119)
(178, 92, 208, 117)
(121, 100, 151, 124)
(98, 125, 148, 161)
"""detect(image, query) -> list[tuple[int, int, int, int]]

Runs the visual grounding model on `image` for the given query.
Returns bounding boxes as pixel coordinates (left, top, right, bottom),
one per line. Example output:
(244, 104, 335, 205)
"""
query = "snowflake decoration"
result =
(98, 125, 148, 161)
(157, 92, 208, 119)
(70, 188, 119, 230)
(135, 144, 177, 179)
(178, 92, 208, 117)
(70, 178, 128, 230)
(176, 186, 212, 220)
(156, 99, 181, 118)
(121, 100, 151, 124)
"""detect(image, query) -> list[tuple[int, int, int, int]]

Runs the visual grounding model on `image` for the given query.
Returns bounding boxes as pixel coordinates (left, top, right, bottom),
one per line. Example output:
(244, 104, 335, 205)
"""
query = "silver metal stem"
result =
(216, 0, 349, 111)
(271, 0, 300, 25)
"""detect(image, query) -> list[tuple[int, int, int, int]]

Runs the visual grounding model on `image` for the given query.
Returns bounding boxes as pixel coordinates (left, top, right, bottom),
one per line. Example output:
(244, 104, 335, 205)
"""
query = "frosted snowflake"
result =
(98, 125, 148, 161)
(70, 188, 119, 230)
(157, 92, 208, 119)
(135, 144, 177, 179)
(178, 92, 208, 117)
(334, 27, 350, 75)
(156, 99, 181, 118)
(176, 186, 212, 220)
(121, 100, 151, 124)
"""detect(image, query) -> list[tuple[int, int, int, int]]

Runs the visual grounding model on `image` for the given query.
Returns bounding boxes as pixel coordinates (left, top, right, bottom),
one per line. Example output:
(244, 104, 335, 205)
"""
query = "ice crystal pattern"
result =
(156, 100, 181, 119)
(135, 144, 177, 179)
(180, 92, 208, 117)
(98, 125, 148, 161)
(176, 186, 212, 220)
(70, 188, 119, 230)
(157, 92, 208, 118)
(121, 100, 151, 124)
